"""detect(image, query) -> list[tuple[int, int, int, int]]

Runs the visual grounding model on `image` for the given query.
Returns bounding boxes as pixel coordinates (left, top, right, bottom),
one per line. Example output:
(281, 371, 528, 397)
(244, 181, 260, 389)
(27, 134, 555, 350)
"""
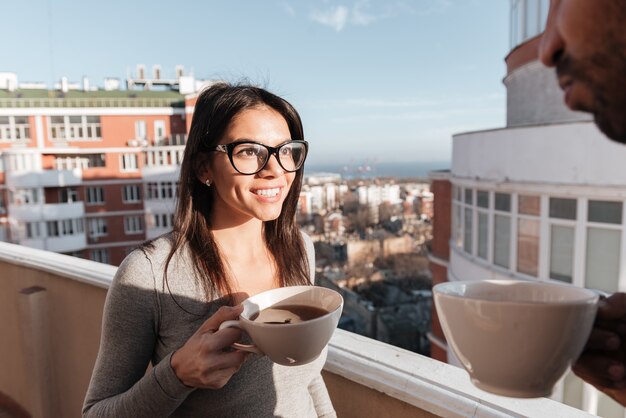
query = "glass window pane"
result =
(477, 190, 489, 208)
(478, 212, 488, 259)
(586, 228, 620, 293)
(454, 204, 462, 246)
(495, 193, 511, 212)
(550, 225, 575, 282)
(464, 208, 473, 253)
(519, 194, 540, 216)
(517, 219, 539, 276)
(588, 200, 622, 225)
(464, 188, 473, 205)
(550, 198, 577, 220)
(494, 214, 511, 268)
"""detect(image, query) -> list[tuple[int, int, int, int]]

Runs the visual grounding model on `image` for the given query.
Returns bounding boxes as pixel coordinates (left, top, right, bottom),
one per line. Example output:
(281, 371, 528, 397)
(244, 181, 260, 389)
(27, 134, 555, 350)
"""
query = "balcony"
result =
(0, 242, 595, 418)
(5, 168, 82, 189)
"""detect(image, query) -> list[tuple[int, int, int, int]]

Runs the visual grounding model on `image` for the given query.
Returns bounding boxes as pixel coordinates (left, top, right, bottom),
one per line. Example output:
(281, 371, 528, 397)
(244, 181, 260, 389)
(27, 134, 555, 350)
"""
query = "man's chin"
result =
(595, 112, 626, 145)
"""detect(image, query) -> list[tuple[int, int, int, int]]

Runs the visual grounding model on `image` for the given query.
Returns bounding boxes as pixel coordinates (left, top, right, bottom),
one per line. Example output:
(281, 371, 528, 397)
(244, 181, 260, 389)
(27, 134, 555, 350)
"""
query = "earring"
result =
(205, 179, 212, 187)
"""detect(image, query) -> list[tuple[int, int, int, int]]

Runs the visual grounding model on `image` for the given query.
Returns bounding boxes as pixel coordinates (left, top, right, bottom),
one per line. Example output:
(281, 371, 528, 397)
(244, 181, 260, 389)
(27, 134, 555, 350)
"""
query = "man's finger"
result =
(584, 328, 621, 351)
(598, 293, 626, 320)
(574, 353, 626, 383)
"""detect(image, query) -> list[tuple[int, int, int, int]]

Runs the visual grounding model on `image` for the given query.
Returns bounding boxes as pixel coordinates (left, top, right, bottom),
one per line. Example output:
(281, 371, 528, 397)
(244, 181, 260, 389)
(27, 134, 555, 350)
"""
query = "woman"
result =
(83, 83, 336, 417)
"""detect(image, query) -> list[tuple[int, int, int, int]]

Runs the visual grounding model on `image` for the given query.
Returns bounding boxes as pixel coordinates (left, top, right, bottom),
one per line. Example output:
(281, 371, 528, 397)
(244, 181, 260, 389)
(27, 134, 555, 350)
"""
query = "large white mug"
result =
(218, 285, 343, 366)
(434, 279, 599, 398)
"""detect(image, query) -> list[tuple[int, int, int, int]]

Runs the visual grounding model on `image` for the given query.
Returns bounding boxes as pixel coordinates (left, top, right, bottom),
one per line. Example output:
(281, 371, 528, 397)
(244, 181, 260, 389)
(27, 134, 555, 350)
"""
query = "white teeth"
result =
(254, 188, 280, 197)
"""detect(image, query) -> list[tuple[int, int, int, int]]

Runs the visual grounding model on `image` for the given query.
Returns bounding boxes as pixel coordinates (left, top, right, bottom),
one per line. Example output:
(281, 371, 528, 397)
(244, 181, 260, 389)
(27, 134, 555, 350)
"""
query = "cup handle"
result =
(218, 320, 264, 354)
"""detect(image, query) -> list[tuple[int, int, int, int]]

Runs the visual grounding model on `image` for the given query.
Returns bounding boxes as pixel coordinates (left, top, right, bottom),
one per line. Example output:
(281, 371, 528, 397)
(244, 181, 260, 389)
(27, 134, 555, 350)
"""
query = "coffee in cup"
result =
(433, 279, 599, 398)
(218, 285, 343, 366)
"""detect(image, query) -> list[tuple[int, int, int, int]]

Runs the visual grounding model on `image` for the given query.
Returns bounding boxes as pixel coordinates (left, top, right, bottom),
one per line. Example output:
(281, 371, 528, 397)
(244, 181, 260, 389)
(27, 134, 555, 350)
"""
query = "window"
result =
(135, 120, 147, 139)
(476, 190, 490, 260)
(47, 221, 59, 237)
(493, 193, 511, 268)
(153, 213, 175, 229)
(588, 200, 622, 224)
(585, 228, 620, 293)
(90, 249, 110, 264)
(120, 154, 138, 172)
(86, 187, 105, 204)
(550, 197, 577, 220)
(122, 185, 142, 203)
(464, 207, 473, 253)
(519, 195, 540, 216)
(145, 182, 177, 200)
(11, 188, 39, 205)
(124, 216, 144, 234)
(49, 115, 101, 141)
(517, 219, 540, 276)
(25, 222, 42, 239)
(59, 188, 79, 203)
(85, 154, 106, 168)
(550, 225, 575, 283)
(88, 218, 108, 237)
(0, 116, 30, 142)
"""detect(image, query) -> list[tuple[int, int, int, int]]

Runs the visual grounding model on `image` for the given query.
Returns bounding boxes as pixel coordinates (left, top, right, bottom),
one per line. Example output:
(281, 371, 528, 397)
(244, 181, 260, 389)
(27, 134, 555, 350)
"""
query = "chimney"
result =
(175, 65, 184, 79)
(137, 64, 145, 79)
(153, 65, 161, 80)
(82, 76, 90, 91)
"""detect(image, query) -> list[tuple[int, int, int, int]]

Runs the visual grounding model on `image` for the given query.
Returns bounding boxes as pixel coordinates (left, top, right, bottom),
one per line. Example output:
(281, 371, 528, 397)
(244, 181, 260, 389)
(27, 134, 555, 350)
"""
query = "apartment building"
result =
(0, 67, 206, 266)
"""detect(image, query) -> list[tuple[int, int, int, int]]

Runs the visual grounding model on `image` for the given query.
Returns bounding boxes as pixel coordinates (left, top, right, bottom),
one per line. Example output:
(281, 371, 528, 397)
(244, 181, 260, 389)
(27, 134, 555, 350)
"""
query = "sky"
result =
(2, 0, 510, 168)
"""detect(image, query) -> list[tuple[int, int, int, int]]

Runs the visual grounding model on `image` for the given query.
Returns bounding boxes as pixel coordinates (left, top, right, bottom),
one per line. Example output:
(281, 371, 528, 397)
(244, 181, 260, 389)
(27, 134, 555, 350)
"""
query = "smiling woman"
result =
(82, 83, 336, 417)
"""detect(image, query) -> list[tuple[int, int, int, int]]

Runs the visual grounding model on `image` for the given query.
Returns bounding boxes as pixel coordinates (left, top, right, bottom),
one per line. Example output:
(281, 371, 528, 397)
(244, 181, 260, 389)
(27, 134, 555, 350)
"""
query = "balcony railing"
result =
(0, 98, 184, 108)
(0, 242, 596, 418)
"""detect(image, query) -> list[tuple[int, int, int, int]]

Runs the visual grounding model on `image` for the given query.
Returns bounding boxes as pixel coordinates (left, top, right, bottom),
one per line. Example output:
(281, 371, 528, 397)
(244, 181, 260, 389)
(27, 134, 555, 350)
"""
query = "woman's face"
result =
(202, 106, 297, 225)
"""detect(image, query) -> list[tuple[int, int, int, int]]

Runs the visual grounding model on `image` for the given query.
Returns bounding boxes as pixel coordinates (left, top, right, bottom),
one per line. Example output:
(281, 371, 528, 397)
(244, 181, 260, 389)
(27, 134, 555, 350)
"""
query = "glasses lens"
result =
(278, 142, 307, 172)
(231, 143, 268, 174)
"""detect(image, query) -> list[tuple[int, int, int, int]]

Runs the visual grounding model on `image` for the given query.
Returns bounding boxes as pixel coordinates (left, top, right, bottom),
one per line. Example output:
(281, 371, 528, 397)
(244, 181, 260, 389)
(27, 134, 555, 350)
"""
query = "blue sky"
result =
(2, 0, 510, 166)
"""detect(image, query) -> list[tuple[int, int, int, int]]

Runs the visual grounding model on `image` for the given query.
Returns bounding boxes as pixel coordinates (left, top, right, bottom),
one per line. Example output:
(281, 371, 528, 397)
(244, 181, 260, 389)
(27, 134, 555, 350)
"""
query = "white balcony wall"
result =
(45, 233, 86, 253)
(41, 202, 84, 220)
(5, 168, 82, 188)
(453, 122, 626, 186)
(8, 203, 43, 221)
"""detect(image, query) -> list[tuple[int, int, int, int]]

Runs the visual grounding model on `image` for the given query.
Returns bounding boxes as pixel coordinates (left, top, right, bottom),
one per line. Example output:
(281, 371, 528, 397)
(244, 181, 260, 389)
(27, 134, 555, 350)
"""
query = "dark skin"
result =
(573, 294, 626, 405)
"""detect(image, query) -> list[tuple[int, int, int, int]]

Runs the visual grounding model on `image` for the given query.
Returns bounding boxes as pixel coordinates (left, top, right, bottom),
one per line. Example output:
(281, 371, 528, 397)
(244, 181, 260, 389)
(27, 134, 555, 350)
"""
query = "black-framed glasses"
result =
(212, 140, 308, 175)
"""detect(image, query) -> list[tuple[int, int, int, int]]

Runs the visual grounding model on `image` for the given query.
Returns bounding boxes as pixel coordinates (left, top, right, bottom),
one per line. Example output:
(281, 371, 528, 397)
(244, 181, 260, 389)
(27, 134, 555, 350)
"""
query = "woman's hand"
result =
(573, 293, 626, 406)
(170, 305, 248, 389)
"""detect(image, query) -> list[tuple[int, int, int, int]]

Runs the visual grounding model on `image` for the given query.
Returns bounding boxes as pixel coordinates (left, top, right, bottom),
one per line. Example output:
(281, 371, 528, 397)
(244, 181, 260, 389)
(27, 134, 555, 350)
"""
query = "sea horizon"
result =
(305, 160, 450, 180)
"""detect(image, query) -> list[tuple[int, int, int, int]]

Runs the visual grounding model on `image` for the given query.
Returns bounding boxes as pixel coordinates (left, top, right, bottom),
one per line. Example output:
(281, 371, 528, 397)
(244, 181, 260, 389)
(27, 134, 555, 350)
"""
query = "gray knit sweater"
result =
(83, 232, 336, 417)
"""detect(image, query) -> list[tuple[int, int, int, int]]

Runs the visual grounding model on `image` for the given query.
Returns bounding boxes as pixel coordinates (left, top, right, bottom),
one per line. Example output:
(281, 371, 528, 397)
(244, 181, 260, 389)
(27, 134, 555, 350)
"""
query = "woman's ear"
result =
(193, 153, 212, 184)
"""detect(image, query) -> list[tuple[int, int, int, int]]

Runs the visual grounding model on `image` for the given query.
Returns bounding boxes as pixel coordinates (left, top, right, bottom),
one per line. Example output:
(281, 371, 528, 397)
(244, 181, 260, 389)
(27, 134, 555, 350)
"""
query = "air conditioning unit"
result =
(138, 139, 148, 147)
(127, 139, 139, 147)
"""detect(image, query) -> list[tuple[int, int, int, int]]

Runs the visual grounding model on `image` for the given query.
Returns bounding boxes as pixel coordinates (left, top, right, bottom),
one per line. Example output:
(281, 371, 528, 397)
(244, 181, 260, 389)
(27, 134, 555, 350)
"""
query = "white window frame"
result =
(90, 249, 110, 264)
(88, 218, 108, 238)
(120, 154, 139, 172)
(86, 186, 105, 205)
(124, 216, 144, 234)
(0, 116, 30, 142)
(122, 185, 142, 203)
(48, 115, 101, 142)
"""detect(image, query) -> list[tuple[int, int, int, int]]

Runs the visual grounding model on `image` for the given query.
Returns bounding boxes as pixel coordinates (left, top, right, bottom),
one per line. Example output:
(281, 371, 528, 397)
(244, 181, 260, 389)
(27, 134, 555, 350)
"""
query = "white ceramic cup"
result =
(433, 279, 599, 398)
(218, 285, 343, 366)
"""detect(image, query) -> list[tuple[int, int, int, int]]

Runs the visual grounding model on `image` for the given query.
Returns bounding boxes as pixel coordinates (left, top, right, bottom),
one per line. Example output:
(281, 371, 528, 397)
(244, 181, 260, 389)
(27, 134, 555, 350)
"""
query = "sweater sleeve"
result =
(308, 373, 337, 418)
(82, 250, 195, 417)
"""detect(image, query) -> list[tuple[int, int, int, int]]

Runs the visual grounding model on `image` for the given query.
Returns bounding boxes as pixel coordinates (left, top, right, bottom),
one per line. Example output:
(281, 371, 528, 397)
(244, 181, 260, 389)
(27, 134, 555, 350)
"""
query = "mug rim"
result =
(239, 286, 344, 328)
(434, 279, 599, 306)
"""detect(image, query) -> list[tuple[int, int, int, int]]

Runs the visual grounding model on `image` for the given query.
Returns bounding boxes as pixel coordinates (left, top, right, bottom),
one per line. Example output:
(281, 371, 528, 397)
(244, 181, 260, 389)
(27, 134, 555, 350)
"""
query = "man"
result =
(539, 0, 626, 406)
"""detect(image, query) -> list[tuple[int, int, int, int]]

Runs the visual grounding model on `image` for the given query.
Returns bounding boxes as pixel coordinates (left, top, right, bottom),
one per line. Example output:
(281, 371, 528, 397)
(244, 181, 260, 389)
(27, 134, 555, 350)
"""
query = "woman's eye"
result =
(235, 146, 261, 158)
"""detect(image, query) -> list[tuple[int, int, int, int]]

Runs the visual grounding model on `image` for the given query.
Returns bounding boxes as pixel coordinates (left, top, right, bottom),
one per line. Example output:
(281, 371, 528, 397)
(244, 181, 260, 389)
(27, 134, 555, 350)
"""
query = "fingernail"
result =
(607, 336, 621, 350)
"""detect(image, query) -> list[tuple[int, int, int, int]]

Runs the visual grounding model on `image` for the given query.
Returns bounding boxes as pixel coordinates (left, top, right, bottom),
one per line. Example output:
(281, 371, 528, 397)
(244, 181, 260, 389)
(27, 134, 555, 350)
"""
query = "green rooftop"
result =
(0, 88, 185, 108)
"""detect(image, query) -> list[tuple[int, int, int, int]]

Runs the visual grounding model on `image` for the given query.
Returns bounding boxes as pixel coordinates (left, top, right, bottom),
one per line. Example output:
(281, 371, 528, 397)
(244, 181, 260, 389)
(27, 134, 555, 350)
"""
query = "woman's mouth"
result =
(253, 187, 281, 198)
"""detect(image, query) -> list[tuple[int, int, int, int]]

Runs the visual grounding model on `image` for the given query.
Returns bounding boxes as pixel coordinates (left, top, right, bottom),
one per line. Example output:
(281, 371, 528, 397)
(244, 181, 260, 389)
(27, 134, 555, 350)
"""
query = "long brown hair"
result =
(165, 82, 310, 304)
